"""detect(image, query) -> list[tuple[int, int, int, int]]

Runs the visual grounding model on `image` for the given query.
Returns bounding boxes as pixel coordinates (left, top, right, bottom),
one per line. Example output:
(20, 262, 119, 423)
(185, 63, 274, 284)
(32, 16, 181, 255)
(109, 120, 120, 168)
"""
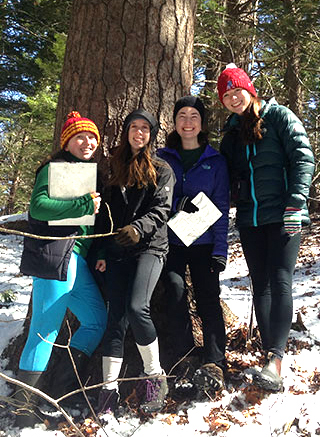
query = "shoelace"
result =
(145, 378, 161, 402)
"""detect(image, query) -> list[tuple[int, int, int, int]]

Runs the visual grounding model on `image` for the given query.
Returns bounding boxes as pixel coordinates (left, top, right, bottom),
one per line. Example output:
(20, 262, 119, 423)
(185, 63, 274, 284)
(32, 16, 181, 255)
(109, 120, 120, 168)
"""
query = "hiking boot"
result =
(253, 352, 283, 392)
(138, 370, 168, 414)
(49, 347, 90, 407)
(192, 363, 225, 393)
(13, 370, 46, 429)
(172, 356, 199, 401)
(97, 388, 120, 415)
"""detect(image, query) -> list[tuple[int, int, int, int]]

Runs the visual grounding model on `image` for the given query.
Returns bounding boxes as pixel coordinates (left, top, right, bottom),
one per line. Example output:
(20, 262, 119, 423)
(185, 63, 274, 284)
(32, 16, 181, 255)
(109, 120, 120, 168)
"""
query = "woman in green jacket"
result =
(17, 112, 107, 427)
(217, 64, 314, 392)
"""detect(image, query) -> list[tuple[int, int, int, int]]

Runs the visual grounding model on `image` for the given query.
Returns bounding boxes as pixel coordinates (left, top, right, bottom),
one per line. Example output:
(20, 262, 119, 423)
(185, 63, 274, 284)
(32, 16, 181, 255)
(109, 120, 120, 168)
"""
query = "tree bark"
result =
(54, 0, 197, 152)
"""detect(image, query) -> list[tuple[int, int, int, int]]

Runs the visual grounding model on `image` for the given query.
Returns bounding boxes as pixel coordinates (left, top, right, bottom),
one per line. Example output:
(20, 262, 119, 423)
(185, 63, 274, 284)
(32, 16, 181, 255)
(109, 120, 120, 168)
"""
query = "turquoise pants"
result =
(19, 252, 107, 372)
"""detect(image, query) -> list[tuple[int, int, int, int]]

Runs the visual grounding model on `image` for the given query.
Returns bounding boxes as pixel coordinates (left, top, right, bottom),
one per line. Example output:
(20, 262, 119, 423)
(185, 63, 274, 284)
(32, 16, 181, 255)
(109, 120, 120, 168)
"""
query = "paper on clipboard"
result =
(168, 191, 222, 247)
(48, 162, 97, 226)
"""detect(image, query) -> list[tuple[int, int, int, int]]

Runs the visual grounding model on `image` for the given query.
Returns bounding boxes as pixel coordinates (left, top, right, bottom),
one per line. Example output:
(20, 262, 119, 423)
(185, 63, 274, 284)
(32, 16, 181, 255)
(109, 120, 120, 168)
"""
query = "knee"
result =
(127, 301, 148, 325)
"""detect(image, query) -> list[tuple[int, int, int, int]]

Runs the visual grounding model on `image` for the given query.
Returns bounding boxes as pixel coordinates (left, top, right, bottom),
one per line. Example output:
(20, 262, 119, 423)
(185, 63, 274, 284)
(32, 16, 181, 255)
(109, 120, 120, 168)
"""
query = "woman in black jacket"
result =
(96, 109, 175, 414)
(217, 64, 314, 392)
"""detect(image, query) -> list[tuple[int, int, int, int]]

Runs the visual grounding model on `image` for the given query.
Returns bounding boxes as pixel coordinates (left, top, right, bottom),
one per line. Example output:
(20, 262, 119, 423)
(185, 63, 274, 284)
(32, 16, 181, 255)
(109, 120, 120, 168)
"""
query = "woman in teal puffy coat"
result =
(217, 64, 314, 392)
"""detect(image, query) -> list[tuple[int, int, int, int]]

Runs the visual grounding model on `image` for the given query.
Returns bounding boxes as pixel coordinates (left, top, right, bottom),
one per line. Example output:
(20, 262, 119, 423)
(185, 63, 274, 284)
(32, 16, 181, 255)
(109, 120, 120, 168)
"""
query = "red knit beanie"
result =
(217, 63, 257, 104)
(60, 111, 100, 149)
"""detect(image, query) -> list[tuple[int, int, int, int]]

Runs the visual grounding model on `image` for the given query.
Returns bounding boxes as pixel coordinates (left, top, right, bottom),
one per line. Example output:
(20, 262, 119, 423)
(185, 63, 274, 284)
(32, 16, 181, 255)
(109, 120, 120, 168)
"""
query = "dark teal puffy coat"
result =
(220, 98, 314, 228)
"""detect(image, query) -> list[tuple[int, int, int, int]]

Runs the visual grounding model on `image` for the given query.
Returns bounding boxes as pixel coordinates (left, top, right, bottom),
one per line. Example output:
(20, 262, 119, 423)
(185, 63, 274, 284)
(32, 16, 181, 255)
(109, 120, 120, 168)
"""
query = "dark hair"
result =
(36, 149, 68, 175)
(165, 130, 209, 149)
(108, 128, 158, 188)
(239, 96, 264, 145)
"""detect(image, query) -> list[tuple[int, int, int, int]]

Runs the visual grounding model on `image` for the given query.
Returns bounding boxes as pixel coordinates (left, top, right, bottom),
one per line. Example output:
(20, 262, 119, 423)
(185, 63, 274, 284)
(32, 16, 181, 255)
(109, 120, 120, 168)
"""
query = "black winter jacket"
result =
(98, 159, 175, 261)
(20, 214, 78, 280)
(220, 98, 315, 228)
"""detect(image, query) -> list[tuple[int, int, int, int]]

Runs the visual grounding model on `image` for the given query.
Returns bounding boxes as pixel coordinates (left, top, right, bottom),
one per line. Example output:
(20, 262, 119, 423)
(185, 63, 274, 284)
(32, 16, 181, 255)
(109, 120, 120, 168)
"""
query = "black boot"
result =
(13, 370, 45, 429)
(50, 347, 90, 406)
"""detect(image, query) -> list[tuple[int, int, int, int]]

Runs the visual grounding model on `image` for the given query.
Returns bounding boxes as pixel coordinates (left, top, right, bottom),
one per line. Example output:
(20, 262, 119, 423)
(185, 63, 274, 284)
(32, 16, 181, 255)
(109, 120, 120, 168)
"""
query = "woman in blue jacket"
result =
(217, 64, 314, 392)
(157, 96, 230, 396)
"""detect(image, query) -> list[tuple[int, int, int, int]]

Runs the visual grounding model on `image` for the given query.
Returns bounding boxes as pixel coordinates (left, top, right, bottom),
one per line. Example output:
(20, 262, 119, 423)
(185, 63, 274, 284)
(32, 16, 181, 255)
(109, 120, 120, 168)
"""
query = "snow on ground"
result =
(0, 211, 320, 436)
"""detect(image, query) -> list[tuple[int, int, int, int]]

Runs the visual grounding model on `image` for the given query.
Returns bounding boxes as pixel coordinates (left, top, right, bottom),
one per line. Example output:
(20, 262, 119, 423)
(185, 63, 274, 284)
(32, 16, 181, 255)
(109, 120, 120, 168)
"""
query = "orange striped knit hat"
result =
(60, 111, 100, 149)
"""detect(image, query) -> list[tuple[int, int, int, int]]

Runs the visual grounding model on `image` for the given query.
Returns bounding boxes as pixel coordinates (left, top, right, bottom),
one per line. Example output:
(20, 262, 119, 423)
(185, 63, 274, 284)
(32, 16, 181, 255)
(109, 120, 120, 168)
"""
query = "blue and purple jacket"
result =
(157, 144, 229, 258)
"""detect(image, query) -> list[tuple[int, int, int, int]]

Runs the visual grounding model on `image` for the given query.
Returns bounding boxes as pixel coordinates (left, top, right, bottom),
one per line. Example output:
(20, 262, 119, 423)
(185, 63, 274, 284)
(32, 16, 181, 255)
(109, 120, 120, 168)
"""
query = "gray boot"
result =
(13, 370, 45, 429)
(253, 352, 283, 392)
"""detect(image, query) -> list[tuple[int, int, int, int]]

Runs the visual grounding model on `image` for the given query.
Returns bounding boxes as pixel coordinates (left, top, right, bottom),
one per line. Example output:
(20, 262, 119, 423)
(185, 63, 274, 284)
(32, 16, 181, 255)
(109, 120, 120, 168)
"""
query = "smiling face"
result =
(128, 118, 151, 155)
(175, 106, 202, 148)
(222, 88, 252, 115)
(65, 131, 98, 160)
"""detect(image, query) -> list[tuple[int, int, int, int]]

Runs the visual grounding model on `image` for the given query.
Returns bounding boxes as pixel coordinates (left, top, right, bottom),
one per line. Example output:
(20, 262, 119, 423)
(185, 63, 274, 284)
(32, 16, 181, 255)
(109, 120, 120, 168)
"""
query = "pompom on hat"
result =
(217, 63, 257, 104)
(123, 108, 159, 143)
(60, 111, 100, 149)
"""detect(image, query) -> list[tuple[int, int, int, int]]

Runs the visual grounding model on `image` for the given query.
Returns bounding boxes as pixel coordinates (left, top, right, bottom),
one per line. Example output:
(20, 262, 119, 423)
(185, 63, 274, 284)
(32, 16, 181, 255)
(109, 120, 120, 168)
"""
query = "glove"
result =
(211, 255, 227, 273)
(283, 207, 302, 236)
(115, 225, 140, 246)
(177, 196, 199, 213)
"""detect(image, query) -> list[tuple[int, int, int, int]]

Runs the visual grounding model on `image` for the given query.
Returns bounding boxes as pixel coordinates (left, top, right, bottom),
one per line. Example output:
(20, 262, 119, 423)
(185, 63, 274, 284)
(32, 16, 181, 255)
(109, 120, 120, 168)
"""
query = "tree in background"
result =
(54, 0, 197, 156)
(194, 0, 319, 207)
(0, 1, 68, 214)
(0, 34, 67, 215)
(194, 0, 258, 143)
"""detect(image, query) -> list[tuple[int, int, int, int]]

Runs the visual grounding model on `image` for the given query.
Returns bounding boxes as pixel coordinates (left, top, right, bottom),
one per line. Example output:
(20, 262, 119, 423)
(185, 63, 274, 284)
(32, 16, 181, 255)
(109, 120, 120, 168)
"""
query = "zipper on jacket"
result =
(246, 144, 258, 227)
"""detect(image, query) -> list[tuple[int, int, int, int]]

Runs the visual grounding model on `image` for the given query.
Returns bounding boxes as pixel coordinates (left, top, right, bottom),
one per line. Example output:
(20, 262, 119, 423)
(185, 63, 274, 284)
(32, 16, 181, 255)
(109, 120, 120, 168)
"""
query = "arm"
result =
(210, 156, 230, 259)
(29, 164, 96, 221)
(273, 106, 314, 209)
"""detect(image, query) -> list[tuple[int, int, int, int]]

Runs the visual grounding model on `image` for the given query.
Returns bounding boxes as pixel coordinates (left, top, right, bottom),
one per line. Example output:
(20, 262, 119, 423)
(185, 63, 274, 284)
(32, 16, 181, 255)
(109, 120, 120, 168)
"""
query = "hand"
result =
(115, 225, 141, 246)
(91, 192, 101, 214)
(211, 255, 227, 273)
(95, 259, 106, 272)
(177, 196, 199, 213)
(283, 207, 302, 236)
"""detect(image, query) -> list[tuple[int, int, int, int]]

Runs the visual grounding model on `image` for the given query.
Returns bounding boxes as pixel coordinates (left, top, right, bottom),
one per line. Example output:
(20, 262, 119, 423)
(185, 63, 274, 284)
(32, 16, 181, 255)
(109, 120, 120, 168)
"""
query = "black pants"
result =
(239, 223, 301, 358)
(102, 253, 163, 358)
(163, 244, 226, 368)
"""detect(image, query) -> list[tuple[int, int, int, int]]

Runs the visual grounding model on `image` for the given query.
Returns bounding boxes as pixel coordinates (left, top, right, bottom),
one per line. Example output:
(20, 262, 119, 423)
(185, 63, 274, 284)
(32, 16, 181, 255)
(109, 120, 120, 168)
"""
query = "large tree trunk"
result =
(54, 0, 197, 152)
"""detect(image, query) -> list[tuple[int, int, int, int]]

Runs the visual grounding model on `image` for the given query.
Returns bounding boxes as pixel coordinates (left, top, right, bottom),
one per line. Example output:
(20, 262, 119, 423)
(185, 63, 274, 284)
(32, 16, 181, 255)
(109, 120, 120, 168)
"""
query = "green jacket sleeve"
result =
(29, 164, 95, 221)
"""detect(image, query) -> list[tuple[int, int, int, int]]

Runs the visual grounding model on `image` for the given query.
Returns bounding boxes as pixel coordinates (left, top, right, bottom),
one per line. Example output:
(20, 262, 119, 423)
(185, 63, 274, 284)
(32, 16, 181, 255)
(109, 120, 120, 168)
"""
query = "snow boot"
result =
(192, 362, 225, 394)
(97, 387, 120, 415)
(253, 352, 283, 392)
(50, 347, 90, 406)
(172, 356, 199, 401)
(138, 370, 168, 414)
(13, 370, 46, 429)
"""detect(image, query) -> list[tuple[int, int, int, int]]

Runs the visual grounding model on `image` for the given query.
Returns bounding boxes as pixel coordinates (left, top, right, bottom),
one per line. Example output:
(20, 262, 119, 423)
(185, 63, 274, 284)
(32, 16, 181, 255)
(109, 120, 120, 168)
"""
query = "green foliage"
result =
(0, 30, 67, 215)
(0, 289, 16, 304)
(0, 0, 71, 111)
(0, 1, 69, 215)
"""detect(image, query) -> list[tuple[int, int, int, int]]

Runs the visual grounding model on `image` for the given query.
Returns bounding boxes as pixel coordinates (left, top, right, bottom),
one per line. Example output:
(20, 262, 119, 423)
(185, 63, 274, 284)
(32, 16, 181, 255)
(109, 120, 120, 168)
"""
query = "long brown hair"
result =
(108, 129, 158, 189)
(240, 96, 264, 145)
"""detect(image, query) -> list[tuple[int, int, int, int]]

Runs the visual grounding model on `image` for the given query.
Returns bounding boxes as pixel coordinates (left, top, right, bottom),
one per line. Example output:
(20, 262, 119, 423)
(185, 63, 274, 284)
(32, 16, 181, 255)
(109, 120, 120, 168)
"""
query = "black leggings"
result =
(164, 244, 226, 368)
(102, 253, 163, 358)
(239, 223, 301, 358)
